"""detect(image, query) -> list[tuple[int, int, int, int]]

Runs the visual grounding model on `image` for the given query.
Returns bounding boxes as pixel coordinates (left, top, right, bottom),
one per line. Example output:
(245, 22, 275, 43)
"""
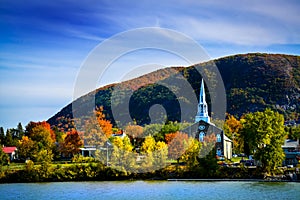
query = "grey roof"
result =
(79, 147, 97, 151)
(282, 139, 299, 148)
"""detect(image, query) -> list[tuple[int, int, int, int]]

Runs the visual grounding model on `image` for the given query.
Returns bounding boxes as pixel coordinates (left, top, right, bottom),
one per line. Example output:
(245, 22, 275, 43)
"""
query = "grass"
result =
(229, 157, 248, 163)
(1, 161, 99, 172)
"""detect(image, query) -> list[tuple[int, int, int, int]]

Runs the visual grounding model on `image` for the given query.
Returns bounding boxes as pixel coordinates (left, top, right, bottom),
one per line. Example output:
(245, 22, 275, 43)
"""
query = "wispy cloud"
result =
(100, 0, 300, 45)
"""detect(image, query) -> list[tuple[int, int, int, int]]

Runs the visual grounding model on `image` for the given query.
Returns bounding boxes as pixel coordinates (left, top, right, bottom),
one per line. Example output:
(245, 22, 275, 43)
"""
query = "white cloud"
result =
(99, 0, 300, 45)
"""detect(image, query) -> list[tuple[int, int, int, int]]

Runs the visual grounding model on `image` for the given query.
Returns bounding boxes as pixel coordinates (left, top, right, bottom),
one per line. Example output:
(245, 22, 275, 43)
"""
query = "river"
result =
(0, 181, 299, 200)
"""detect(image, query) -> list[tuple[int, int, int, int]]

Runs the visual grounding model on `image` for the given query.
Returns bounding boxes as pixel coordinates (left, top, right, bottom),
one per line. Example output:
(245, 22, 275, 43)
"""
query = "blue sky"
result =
(1, 0, 300, 129)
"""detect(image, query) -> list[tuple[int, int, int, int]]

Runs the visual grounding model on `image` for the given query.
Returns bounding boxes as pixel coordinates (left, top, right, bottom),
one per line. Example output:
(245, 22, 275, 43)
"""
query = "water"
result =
(0, 181, 299, 200)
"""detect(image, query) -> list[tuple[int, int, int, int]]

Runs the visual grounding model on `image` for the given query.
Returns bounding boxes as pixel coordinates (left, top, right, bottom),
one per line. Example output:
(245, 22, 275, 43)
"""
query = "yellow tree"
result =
(110, 136, 136, 174)
(140, 136, 168, 171)
(17, 136, 36, 161)
(181, 137, 202, 170)
(24, 123, 55, 162)
(140, 136, 156, 171)
(153, 141, 168, 170)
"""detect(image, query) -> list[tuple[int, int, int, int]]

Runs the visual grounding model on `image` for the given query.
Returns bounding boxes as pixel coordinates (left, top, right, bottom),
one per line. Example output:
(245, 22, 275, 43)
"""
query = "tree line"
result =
(1, 108, 298, 177)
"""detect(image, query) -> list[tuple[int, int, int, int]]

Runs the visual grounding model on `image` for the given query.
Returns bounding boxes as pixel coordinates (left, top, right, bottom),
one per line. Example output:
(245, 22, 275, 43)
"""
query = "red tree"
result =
(59, 130, 83, 157)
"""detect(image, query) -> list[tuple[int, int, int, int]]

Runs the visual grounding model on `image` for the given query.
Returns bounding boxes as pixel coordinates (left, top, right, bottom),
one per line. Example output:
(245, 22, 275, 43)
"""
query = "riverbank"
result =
(1, 161, 299, 183)
(168, 178, 300, 182)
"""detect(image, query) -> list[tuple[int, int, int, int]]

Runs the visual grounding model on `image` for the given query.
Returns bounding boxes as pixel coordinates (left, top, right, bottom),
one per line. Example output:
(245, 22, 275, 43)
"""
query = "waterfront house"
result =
(282, 138, 300, 167)
(2, 146, 17, 161)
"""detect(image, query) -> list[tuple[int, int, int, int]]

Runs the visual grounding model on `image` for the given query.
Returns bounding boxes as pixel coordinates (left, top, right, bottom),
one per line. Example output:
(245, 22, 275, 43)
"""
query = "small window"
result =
(199, 131, 205, 142)
(217, 134, 221, 142)
(217, 148, 221, 156)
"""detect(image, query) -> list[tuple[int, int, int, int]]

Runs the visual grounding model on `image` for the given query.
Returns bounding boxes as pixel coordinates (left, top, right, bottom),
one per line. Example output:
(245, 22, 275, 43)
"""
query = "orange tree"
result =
(18, 121, 56, 162)
(224, 114, 243, 153)
(166, 132, 188, 163)
(84, 106, 113, 148)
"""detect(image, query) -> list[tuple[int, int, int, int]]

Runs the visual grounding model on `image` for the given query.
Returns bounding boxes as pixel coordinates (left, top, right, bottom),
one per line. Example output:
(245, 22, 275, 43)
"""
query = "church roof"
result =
(182, 120, 223, 138)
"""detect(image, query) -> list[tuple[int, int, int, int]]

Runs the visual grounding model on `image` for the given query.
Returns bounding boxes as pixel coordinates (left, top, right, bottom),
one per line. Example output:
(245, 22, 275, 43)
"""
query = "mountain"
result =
(48, 53, 300, 131)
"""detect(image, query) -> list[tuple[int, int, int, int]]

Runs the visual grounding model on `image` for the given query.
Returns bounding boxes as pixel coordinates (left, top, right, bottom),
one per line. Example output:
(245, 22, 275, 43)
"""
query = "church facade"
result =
(182, 79, 232, 159)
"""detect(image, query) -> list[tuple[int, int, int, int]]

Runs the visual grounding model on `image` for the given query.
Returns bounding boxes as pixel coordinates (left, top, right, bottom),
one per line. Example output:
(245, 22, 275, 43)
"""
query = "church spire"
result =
(195, 79, 210, 123)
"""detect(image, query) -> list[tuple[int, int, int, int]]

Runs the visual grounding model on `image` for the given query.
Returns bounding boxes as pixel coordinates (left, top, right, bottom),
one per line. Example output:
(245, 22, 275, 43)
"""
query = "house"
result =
(182, 79, 232, 159)
(2, 146, 17, 161)
(282, 139, 300, 167)
(80, 132, 125, 157)
(79, 145, 97, 157)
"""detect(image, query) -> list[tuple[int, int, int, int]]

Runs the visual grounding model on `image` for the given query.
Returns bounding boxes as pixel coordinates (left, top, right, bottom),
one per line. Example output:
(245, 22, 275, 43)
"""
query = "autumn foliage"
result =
(26, 121, 56, 142)
(59, 130, 83, 157)
(95, 106, 113, 138)
(165, 132, 177, 144)
(167, 132, 188, 160)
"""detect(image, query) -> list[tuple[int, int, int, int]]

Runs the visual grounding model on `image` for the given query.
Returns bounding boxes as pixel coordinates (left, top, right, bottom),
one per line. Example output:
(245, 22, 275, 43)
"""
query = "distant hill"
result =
(48, 53, 300, 131)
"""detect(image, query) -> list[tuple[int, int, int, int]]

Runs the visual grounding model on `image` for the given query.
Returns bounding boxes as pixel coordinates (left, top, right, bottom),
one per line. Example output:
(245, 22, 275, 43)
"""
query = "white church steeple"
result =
(195, 79, 210, 123)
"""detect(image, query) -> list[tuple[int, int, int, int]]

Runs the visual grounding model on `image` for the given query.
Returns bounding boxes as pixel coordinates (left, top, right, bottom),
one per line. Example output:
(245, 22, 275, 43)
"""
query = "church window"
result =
(199, 131, 205, 142)
(217, 134, 221, 142)
(217, 148, 221, 156)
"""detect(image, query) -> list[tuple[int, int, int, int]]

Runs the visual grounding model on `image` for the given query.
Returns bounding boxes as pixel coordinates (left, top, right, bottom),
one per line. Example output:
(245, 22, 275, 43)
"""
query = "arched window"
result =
(217, 134, 221, 142)
(199, 131, 205, 142)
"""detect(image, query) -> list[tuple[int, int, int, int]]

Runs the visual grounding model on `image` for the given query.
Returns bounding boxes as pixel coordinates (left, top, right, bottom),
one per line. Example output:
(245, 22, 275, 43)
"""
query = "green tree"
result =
(0, 127, 5, 145)
(0, 148, 9, 166)
(11, 123, 25, 140)
(198, 147, 219, 177)
(286, 125, 300, 140)
(143, 123, 162, 135)
(52, 126, 65, 143)
(17, 122, 25, 138)
(241, 109, 287, 174)
(5, 129, 15, 146)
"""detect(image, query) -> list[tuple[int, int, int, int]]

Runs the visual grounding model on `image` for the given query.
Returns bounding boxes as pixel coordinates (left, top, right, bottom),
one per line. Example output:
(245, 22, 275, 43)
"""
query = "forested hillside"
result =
(48, 53, 300, 131)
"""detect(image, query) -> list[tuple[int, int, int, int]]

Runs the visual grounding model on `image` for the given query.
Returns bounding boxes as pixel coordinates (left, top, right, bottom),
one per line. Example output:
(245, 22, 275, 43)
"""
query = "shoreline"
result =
(167, 178, 300, 182)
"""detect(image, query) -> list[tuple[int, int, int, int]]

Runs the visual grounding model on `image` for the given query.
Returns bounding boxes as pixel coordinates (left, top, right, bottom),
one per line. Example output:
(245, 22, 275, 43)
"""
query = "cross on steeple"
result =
(195, 79, 210, 123)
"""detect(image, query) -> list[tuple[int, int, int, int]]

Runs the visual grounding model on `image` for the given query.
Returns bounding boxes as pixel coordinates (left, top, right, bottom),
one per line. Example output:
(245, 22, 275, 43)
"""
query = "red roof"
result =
(2, 147, 17, 154)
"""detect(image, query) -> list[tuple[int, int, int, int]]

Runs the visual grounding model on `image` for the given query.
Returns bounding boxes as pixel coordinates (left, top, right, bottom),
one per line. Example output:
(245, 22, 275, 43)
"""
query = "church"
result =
(182, 79, 232, 159)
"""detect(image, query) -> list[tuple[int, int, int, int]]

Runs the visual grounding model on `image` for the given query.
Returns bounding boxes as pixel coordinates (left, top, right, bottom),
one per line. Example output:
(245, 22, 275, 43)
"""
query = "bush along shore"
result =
(1, 159, 299, 183)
